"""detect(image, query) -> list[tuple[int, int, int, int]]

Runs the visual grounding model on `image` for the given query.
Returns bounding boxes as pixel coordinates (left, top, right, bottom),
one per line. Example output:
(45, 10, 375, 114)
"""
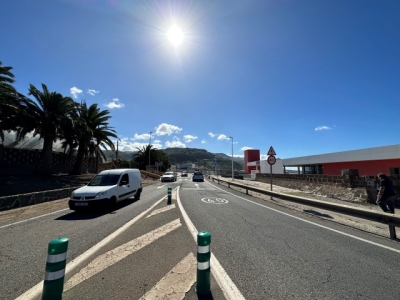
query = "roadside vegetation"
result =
(0, 61, 170, 175)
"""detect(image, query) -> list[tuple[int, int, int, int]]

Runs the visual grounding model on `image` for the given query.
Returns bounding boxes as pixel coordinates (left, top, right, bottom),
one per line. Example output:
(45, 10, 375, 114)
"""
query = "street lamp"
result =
(148, 131, 152, 171)
(229, 136, 234, 180)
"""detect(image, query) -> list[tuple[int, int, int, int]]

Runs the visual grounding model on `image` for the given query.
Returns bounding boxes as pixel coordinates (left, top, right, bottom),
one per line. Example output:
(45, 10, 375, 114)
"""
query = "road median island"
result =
(211, 176, 400, 239)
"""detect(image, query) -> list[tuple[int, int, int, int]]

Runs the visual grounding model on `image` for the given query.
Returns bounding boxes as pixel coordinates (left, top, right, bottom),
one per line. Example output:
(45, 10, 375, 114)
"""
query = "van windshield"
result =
(88, 174, 120, 186)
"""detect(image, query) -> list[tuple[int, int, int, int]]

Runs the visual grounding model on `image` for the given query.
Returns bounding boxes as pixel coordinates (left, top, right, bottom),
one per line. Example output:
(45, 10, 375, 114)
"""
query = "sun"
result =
(167, 25, 184, 46)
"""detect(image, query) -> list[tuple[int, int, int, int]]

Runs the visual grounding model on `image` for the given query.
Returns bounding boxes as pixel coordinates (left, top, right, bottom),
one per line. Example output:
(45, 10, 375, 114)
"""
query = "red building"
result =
(282, 144, 400, 176)
(244, 149, 260, 173)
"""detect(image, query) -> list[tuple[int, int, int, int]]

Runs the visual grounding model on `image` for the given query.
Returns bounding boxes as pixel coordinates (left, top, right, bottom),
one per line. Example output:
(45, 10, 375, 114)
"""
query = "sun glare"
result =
(167, 25, 184, 46)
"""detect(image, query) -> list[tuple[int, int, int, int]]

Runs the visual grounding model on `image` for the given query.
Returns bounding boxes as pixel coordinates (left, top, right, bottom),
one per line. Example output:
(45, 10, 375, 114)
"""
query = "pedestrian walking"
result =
(376, 173, 396, 214)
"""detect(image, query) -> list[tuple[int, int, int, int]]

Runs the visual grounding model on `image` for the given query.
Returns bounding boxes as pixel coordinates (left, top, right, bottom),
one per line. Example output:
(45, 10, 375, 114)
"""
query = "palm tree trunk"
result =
(71, 145, 85, 175)
(35, 135, 54, 175)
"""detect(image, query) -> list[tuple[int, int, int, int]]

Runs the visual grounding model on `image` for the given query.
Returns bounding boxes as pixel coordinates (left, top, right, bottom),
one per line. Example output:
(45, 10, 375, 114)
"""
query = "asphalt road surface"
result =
(2, 176, 400, 299)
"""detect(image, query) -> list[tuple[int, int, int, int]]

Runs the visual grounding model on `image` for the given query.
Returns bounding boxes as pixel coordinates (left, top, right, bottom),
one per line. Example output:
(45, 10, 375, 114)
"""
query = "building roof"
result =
(283, 144, 400, 166)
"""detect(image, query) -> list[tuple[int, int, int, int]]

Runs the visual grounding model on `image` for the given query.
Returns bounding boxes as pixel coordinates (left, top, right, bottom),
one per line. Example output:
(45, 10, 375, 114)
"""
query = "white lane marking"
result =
(0, 208, 69, 230)
(64, 219, 182, 291)
(194, 184, 200, 189)
(15, 195, 167, 300)
(177, 186, 246, 300)
(207, 181, 400, 254)
(140, 252, 197, 300)
(146, 204, 176, 218)
(157, 184, 166, 189)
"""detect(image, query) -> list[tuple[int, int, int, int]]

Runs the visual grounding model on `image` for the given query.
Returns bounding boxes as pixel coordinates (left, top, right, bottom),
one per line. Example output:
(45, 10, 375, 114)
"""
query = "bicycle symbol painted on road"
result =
(201, 197, 229, 204)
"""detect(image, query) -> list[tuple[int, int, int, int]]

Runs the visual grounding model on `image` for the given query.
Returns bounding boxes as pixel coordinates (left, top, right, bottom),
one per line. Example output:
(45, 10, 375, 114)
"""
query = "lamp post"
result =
(148, 131, 152, 172)
(229, 136, 233, 180)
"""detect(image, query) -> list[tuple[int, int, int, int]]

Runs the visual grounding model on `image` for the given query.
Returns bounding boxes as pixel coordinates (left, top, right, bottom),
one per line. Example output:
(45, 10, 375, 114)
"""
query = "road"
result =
(1, 176, 400, 299)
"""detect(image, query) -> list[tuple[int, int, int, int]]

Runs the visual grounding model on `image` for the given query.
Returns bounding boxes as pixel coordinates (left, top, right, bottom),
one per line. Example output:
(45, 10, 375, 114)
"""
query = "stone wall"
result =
(257, 170, 400, 204)
(0, 146, 96, 175)
(0, 187, 79, 211)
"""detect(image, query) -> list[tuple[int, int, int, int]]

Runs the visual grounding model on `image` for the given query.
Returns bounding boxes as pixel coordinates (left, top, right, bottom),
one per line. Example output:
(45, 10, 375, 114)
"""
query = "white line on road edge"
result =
(207, 181, 400, 254)
(176, 186, 246, 300)
(64, 219, 182, 291)
(0, 208, 69, 230)
(140, 252, 197, 300)
(15, 195, 168, 300)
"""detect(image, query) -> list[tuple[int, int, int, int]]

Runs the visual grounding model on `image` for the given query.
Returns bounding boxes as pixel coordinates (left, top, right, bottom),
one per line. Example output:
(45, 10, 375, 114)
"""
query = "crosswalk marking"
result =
(64, 219, 182, 291)
(140, 253, 197, 300)
(146, 204, 176, 218)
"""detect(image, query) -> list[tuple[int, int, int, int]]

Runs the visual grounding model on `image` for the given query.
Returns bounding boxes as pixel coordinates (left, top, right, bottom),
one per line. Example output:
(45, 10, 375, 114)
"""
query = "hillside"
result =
(102, 148, 244, 171)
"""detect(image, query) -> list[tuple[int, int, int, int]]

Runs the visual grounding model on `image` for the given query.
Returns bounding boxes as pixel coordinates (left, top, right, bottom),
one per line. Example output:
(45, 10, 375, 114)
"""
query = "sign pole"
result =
(267, 146, 277, 193)
(270, 164, 272, 191)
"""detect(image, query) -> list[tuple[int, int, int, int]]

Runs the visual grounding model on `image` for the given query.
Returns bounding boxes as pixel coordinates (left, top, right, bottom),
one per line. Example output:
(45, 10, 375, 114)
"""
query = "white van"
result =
(69, 169, 142, 211)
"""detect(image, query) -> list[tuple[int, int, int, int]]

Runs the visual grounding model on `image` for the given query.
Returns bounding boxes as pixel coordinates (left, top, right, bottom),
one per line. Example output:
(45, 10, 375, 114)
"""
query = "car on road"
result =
(192, 171, 204, 182)
(161, 171, 177, 182)
(68, 168, 142, 211)
(181, 171, 188, 177)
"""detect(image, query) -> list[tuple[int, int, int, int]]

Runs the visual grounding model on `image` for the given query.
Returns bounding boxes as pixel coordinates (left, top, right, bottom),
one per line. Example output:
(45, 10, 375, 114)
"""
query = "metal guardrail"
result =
(211, 177, 400, 240)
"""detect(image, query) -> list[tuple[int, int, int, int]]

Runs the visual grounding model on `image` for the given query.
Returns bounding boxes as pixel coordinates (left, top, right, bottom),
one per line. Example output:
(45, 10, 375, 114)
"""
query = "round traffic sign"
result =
(267, 155, 276, 165)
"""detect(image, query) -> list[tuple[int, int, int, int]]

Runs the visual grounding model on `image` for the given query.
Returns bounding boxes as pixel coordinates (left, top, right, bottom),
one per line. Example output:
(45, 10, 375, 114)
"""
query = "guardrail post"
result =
(389, 224, 397, 240)
(167, 186, 172, 205)
(42, 237, 69, 300)
(196, 231, 211, 294)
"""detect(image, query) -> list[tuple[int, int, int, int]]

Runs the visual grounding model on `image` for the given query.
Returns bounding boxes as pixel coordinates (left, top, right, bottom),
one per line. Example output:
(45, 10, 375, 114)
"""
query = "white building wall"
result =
(248, 159, 284, 174)
(283, 144, 400, 166)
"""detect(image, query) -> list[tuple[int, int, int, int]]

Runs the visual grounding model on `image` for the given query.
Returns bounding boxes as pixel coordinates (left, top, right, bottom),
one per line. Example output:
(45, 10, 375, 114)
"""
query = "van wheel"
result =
(108, 197, 117, 210)
(134, 190, 141, 200)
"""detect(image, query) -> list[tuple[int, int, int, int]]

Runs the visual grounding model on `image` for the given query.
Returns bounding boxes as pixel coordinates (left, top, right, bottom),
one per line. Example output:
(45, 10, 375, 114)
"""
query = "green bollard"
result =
(196, 231, 211, 294)
(42, 237, 69, 300)
(167, 186, 172, 205)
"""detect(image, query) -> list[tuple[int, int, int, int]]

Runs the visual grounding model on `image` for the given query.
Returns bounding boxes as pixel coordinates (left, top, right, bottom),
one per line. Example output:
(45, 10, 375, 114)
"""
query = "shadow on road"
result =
(197, 292, 214, 300)
(55, 198, 140, 221)
(303, 209, 333, 219)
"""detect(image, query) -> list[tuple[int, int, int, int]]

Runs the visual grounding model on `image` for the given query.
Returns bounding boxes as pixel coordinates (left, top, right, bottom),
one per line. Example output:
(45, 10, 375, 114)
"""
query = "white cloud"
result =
(155, 123, 182, 136)
(315, 126, 332, 131)
(217, 134, 231, 141)
(133, 133, 152, 141)
(70, 87, 83, 99)
(201, 139, 206, 144)
(111, 137, 162, 152)
(105, 98, 125, 109)
(241, 146, 252, 151)
(225, 153, 244, 158)
(87, 89, 99, 96)
(183, 135, 198, 143)
(208, 132, 216, 138)
(165, 136, 186, 148)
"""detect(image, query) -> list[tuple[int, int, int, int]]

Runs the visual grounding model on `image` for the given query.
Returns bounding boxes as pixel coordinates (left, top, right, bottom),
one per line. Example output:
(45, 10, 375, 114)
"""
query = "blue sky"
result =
(1, 0, 399, 160)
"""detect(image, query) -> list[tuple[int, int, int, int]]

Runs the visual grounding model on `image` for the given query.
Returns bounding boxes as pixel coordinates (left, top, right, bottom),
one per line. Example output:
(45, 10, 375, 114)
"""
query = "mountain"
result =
(101, 148, 244, 171)
(160, 148, 244, 171)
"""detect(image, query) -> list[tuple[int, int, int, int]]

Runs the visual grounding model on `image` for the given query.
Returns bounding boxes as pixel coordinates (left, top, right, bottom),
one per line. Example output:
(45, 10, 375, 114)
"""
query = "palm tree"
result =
(70, 102, 117, 175)
(0, 61, 16, 96)
(0, 61, 20, 142)
(132, 145, 170, 171)
(17, 84, 77, 174)
(132, 145, 153, 170)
